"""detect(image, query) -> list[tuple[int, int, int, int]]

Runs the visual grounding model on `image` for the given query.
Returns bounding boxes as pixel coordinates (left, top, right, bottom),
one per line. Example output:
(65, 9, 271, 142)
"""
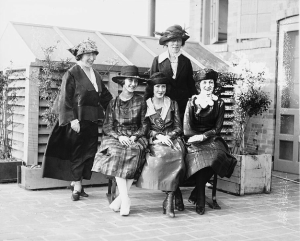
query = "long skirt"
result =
(185, 136, 237, 180)
(42, 120, 98, 181)
(136, 138, 186, 191)
(92, 136, 148, 179)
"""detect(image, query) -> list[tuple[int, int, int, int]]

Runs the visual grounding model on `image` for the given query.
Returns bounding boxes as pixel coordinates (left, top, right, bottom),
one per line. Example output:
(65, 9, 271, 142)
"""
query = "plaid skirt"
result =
(185, 136, 237, 179)
(92, 136, 148, 179)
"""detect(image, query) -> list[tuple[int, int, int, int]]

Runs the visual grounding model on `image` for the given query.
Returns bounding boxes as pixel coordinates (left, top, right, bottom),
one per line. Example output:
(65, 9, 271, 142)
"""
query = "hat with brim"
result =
(194, 68, 218, 84)
(112, 65, 145, 85)
(68, 38, 99, 57)
(147, 72, 171, 85)
(155, 25, 190, 46)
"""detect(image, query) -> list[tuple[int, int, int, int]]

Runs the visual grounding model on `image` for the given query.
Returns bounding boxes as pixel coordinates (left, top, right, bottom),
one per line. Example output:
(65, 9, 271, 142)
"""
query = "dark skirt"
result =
(92, 136, 148, 179)
(185, 136, 237, 179)
(136, 138, 186, 191)
(42, 120, 98, 181)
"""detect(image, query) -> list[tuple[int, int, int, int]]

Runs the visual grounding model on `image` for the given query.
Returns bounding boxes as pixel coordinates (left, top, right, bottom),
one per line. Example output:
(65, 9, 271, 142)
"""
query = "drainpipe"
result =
(148, 0, 156, 37)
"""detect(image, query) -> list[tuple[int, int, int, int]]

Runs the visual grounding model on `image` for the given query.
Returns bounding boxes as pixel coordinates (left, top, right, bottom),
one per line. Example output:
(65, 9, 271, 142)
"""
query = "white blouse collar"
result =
(145, 96, 171, 120)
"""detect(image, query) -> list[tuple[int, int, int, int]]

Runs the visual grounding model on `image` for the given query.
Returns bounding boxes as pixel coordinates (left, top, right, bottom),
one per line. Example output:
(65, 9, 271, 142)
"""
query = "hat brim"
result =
(159, 35, 189, 45)
(112, 75, 145, 84)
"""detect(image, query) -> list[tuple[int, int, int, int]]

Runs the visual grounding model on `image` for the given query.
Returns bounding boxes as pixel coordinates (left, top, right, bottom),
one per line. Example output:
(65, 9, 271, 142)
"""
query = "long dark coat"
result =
(150, 54, 197, 119)
(42, 65, 112, 181)
(136, 98, 186, 191)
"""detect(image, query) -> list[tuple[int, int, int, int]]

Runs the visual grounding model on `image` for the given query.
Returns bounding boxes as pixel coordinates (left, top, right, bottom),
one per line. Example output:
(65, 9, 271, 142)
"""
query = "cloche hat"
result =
(194, 68, 218, 84)
(112, 65, 145, 85)
(146, 72, 171, 85)
(155, 25, 190, 46)
(68, 38, 99, 57)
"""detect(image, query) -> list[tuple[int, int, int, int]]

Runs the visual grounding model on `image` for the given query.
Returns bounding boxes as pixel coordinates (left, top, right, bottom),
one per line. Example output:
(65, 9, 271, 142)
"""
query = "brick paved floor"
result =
(0, 171, 299, 241)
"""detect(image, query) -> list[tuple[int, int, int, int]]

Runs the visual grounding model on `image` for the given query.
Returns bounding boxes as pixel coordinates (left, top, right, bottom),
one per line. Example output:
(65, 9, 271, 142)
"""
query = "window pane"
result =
(280, 115, 294, 135)
(279, 140, 293, 161)
(281, 31, 299, 108)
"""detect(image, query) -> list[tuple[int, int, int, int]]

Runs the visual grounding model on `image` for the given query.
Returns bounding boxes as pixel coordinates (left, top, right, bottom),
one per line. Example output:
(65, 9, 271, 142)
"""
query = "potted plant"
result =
(217, 59, 273, 195)
(0, 67, 23, 183)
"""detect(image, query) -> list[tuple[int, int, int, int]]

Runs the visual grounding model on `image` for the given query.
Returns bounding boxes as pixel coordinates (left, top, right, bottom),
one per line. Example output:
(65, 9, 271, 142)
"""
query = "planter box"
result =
(0, 161, 22, 183)
(18, 166, 107, 190)
(217, 154, 272, 195)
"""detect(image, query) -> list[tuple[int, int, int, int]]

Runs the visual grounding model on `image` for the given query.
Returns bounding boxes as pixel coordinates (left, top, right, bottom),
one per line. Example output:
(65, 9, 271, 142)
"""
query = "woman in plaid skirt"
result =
(92, 65, 148, 216)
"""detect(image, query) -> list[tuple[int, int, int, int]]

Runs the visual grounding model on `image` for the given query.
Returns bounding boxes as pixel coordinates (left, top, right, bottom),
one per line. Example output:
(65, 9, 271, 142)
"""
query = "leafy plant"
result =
(0, 66, 19, 161)
(231, 62, 272, 155)
(38, 45, 73, 128)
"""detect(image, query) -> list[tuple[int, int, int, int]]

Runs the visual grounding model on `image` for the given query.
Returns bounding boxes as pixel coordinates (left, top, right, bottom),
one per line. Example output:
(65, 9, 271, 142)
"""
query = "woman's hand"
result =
(156, 134, 173, 147)
(129, 136, 137, 143)
(187, 135, 204, 143)
(71, 119, 80, 133)
(118, 136, 133, 147)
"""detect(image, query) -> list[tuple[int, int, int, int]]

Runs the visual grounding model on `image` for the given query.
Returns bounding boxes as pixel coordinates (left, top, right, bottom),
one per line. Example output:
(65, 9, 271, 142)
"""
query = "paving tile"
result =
(213, 234, 249, 241)
(0, 172, 299, 241)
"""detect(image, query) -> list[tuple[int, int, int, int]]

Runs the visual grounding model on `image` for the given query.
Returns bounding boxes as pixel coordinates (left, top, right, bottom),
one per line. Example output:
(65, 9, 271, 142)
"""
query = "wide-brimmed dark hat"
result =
(112, 65, 145, 84)
(155, 25, 190, 46)
(147, 72, 171, 85)
(194, 68, 218, 83)
(68, 38, 99, 57)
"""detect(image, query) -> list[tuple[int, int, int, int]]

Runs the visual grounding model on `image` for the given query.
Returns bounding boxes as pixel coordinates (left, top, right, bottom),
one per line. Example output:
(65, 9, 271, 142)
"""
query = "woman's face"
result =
(166, 38, 182, 55)
(153, 84, 166, 99)
(80, 52, 97, 68)
(197, 79, 214, 94)
(123, 78, 138, 93)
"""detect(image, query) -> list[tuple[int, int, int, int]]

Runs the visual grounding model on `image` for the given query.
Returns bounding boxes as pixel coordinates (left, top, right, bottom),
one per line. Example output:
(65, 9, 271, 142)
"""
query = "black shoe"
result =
(174, 188, 184, 211)
(70, 185, 89, 197)
(196, 205, 205, 215)
(71, 191, 80, 201)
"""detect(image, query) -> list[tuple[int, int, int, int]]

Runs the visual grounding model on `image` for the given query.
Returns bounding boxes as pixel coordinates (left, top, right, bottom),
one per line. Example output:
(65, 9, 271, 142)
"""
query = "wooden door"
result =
(274, 16, 299, 174)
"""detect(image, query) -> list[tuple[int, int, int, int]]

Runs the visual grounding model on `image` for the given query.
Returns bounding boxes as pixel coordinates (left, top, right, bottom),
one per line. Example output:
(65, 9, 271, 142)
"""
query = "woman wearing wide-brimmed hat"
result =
(92, 65, 148, 216)
(42, 38, 113, 201)
(136, 72, 186, 218)
(150, 24, 197, 211)
(183, 69, 237, 215)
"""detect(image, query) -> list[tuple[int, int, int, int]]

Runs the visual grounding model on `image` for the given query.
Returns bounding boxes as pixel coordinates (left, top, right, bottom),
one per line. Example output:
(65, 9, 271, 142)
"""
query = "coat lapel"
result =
(159, 59, 173, 78)
(176, 55, 186, 79)
(94, 69, 102, 93)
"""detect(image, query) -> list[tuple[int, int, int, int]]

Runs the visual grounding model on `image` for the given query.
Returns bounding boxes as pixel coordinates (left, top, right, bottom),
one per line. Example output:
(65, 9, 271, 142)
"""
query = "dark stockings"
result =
(195, 167, 215, 207)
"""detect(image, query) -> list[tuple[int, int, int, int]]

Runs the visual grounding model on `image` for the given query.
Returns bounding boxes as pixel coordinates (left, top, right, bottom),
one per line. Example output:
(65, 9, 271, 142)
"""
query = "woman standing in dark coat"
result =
(92, 65, 148, 216)
(183, 69, 237, 215)
(136, 72, 186, 218)
(42, 39, 113, 201)
(150, 24, 197, 211)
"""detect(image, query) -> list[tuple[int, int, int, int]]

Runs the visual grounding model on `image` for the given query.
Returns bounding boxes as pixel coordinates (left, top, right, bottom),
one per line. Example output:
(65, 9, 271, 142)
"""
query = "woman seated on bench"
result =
(92, 65, 148, 216)
(136, 72, 186, 218)
(183, 69, 237, 215)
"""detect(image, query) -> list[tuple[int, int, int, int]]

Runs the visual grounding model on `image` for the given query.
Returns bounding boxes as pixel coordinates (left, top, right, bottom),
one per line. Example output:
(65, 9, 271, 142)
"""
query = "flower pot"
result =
(217, 154, 272, 195)
(0, 160, 22, 183)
